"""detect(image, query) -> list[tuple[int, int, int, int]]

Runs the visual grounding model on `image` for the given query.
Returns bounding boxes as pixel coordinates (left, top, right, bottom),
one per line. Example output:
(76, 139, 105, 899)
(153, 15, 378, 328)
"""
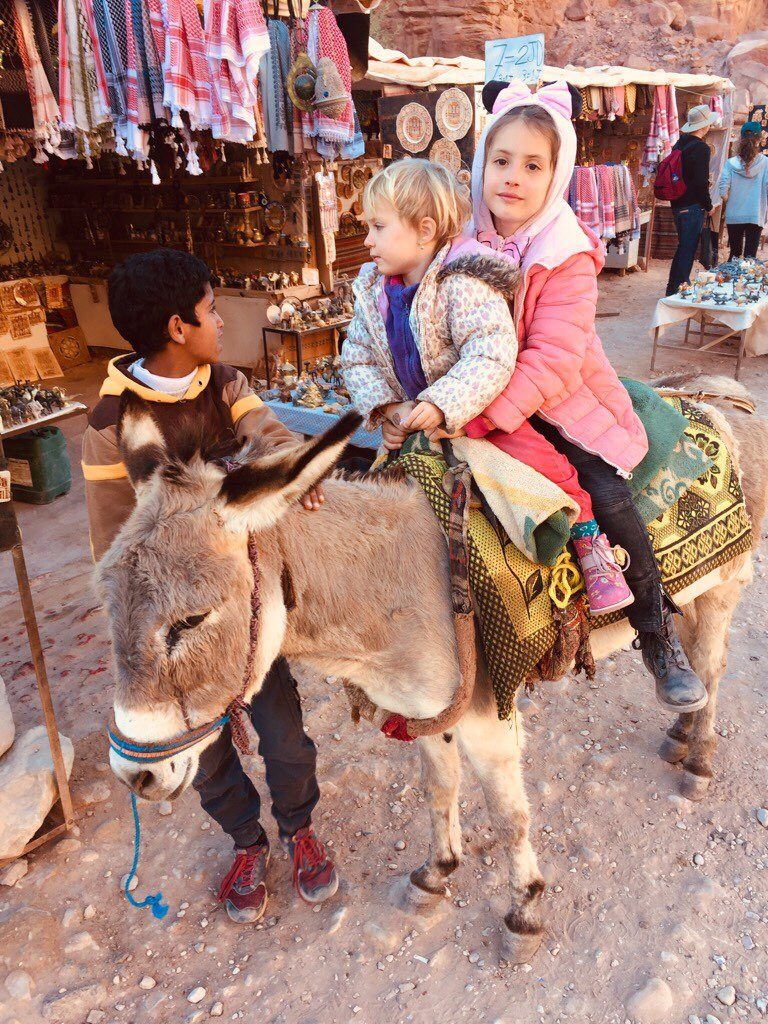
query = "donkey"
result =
(102, 379, 768, 963)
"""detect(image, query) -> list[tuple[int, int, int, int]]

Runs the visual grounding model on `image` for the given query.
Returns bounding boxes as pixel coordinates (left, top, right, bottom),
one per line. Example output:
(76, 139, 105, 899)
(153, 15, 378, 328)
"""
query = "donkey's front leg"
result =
(457, 705, 545, 964)
(406, 732, 462, 907)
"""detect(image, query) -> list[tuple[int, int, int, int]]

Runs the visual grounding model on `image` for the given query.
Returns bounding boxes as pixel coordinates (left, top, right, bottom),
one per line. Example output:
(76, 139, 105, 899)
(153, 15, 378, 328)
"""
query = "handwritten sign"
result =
(485, 33, 545, 86)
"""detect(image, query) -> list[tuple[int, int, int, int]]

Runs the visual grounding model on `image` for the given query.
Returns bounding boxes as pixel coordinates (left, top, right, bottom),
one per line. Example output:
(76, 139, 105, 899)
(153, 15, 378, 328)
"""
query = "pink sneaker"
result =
(572, 532, 635, 615)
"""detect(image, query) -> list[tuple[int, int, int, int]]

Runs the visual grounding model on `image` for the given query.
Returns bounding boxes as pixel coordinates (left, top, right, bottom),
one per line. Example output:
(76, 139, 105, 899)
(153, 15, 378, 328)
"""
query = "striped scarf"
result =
(13, 0, 61, 154)
(595, 164, 615, 240)
(640, 84, 679, 182)
(570, 166, 601, 234)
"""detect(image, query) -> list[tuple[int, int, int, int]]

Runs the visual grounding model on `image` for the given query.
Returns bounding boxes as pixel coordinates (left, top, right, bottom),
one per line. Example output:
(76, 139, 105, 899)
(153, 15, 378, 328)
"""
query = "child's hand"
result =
(381, 419, 409, 451)
(383, 401, 416, 427)
(403, 401, 444, 434)
(301, 484, 325, 510)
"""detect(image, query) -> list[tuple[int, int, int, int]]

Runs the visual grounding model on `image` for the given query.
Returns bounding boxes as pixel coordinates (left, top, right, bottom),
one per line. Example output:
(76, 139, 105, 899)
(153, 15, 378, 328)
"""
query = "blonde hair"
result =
(363, 159, 471, 247)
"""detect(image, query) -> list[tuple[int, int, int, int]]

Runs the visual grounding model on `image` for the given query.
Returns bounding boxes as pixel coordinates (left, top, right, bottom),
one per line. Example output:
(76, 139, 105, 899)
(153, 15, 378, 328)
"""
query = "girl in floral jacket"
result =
(344, 158, 637, 620)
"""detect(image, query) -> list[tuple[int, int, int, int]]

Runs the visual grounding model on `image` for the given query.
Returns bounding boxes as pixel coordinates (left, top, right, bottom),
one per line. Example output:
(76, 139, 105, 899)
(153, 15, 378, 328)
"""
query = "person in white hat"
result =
(665, 103, 718, 296)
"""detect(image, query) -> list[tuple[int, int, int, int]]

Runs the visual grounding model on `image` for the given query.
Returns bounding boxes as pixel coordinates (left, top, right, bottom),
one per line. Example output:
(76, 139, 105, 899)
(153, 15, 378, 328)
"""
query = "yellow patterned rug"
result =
(392, 398, 752, 720)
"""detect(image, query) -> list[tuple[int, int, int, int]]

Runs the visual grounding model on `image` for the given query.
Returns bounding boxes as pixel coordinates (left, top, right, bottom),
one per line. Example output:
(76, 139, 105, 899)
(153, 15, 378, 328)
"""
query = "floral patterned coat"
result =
(342, 241, 520, 434)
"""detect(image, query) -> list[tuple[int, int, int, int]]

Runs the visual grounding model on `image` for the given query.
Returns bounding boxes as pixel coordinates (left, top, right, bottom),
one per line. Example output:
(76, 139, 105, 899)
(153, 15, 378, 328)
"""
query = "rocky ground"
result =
(1, 263, 767, 1024)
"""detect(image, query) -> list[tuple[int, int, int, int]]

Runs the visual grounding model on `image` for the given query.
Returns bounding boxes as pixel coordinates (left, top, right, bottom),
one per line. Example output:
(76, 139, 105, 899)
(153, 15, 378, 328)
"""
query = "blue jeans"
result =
(666, 204, 706, 296)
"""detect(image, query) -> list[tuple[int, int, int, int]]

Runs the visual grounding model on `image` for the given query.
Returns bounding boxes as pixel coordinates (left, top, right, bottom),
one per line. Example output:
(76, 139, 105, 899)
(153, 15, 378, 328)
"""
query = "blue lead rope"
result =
(125, 792, 169, 920)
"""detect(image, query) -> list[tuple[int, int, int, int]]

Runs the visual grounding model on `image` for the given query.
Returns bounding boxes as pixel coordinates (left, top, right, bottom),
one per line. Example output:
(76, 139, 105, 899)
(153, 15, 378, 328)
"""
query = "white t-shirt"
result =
(130, 359, 197, 396)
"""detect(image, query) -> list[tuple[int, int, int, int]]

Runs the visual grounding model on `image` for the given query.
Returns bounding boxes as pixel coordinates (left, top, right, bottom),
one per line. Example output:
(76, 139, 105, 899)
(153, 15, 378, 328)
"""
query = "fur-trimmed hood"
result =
(437, 247, 521, 295)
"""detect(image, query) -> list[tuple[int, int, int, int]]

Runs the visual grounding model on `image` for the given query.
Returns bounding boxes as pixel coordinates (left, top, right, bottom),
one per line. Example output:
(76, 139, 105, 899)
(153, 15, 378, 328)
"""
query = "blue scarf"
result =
(384, 277, 428, 401)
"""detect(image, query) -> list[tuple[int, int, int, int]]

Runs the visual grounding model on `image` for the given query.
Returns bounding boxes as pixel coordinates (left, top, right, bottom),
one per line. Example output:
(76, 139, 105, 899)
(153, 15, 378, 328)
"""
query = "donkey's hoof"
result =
(659, 736, 688, 764)
(402, 869, 448, 910)
(499, 923, 543, 965)
(680, 769, 711, 801)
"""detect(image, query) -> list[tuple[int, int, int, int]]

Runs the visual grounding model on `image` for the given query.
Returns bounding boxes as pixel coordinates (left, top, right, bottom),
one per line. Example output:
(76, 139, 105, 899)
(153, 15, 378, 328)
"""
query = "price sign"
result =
(485, 33, 545, 86)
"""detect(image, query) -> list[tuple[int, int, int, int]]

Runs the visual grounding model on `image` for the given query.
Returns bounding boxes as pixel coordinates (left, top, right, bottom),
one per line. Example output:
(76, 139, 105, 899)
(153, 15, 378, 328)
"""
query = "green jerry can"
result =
(4, 427, 72, 504)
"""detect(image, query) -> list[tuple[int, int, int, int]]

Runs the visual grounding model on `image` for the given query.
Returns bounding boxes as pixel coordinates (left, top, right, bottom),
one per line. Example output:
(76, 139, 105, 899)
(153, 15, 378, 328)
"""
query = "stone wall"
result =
(370, 0, 768, 69)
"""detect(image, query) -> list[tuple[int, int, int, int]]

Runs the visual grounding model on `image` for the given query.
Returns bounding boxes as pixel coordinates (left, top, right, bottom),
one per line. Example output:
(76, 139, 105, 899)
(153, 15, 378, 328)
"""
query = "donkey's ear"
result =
(116, 391, 169, 487)
(218, 411, 362, 532)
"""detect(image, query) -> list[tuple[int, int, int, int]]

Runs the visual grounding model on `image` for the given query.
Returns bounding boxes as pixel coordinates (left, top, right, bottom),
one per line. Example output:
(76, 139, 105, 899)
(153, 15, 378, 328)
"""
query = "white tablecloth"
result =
(651, 293, 768, 357)
(265, 400, 382, 450)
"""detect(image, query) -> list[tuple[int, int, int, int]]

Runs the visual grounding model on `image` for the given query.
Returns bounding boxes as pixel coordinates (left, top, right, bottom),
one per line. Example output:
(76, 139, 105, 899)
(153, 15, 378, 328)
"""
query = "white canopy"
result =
(366, 38, 734, 94)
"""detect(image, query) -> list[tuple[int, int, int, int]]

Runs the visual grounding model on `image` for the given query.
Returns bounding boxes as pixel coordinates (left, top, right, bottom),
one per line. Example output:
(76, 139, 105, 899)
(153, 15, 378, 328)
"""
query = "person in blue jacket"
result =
(718, 121, 768, 260)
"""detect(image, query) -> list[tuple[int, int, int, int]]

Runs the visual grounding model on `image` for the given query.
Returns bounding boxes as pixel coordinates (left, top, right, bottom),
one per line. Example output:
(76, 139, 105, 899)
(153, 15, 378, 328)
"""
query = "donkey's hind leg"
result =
(406, 731, 462, 907)
(457, 702, 545, 964)
(674, 569, 746, 799)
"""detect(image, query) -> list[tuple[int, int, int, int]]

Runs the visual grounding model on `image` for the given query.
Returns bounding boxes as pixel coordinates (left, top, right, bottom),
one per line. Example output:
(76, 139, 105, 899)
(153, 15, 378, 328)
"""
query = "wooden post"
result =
(641, 194, 657, 273)
(0, 436, 74, 863)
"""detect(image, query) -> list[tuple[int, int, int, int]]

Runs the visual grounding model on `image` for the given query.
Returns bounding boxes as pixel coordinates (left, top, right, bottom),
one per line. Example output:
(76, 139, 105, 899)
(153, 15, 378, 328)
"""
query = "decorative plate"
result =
(396, 102, 433, 154)
(264, 201, 286, 232)
(351, 165, 367, 191)
(429, 138, 462, 173)
(352, 197, 364, 216)
(435, 88, 473, 142)
(457, 168, 471, 186)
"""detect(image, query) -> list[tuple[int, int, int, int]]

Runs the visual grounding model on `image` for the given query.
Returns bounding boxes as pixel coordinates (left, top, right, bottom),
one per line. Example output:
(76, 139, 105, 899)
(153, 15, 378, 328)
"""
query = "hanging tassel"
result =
(150, 161, 161, 185)
(185, 138, 202, 176)
(171, 109, 184, 130)
(115, 135, 128, 157)
(33, 144, 46, 164)
(124, 793, 170, 921)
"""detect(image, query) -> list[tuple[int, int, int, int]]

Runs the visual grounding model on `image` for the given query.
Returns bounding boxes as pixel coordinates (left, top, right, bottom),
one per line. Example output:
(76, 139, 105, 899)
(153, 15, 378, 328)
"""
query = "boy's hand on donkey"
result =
(381, 401, 415, 451)
(301, 484, 325, 510)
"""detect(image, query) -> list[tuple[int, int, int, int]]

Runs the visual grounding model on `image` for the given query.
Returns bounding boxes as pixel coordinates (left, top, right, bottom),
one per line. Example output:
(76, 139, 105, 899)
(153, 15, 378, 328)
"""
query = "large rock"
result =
(565, 0, 592, 21)
(0, 726, 74, 860)
(625, 977, 674, 1023)
(0, 675, 14, 757)
(644, 3, 672, 27)
(668, 2, 687, 29)
(688, 14, 727, 41)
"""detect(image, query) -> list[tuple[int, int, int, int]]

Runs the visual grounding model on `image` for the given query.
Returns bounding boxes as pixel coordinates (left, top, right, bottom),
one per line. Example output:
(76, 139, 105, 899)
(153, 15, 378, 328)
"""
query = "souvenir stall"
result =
(360, 43, 735, 274)
(650, 256, 768, 380)
(0, 0, 382, 380)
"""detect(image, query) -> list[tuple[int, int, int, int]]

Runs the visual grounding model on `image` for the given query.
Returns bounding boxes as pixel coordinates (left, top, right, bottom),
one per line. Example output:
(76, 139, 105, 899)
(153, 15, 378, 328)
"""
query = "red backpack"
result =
(654, 148, 686, 201)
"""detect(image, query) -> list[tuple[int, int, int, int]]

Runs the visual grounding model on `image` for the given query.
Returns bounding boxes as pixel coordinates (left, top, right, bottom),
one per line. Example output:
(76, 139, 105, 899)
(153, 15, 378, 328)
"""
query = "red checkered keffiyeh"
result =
(13, 0, 61, 154)
(296, 4, 353, 157)
(570, 166, 601, 235)
(204, 0, 269, 143)
(154, 0, 216, 130)
(641, 84, 680, 182)
(595, 164, 615, 240)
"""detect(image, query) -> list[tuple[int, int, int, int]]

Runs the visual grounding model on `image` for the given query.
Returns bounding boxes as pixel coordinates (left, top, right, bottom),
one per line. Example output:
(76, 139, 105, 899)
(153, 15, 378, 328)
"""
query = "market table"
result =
(0, 402, 89, 439)
(650, 293, 768, 380)
(262, 318, 352, 387)
(264, 399, 382, 450)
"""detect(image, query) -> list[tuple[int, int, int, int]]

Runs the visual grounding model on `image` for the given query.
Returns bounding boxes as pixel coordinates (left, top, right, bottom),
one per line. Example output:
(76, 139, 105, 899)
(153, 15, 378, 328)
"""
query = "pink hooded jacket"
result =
(467, 80, 648, 477)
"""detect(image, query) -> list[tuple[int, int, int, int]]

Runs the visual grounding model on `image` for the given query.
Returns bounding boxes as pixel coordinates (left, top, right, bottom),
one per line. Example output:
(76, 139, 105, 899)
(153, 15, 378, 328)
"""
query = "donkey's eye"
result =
(166, 612, 210, 653)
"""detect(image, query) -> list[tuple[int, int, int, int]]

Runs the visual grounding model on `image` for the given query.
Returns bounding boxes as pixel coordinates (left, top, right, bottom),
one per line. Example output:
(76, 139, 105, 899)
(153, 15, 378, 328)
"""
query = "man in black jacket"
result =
(666, 104, 719, 296)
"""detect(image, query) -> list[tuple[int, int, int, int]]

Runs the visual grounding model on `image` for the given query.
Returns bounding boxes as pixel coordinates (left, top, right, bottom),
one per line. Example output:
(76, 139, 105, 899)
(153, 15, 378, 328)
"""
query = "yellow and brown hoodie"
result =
(82, 354, 296, 561)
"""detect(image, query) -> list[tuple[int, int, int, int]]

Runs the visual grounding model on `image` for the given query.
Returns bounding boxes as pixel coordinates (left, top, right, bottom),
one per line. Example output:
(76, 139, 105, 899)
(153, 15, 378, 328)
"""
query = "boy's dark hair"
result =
(108, 249, 214, 358)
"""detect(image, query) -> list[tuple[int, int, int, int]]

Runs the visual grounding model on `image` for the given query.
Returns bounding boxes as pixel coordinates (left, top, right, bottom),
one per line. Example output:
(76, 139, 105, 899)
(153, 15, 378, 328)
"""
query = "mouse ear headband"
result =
(481, 79, 583, 120)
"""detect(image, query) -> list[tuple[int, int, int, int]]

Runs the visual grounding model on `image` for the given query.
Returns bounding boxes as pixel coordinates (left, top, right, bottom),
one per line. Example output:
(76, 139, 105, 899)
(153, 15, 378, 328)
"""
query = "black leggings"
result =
(531, 416, 663, 632)
(727, 222, 762, 260)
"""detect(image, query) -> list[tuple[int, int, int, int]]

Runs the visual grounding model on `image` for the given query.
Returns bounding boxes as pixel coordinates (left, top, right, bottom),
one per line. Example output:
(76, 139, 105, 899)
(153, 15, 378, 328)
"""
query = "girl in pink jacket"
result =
(466, 79, 707, 714)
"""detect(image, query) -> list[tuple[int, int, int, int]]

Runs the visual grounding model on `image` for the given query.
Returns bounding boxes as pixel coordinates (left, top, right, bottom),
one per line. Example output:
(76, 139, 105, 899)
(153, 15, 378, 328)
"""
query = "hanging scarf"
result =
(640, 84, 679, 183)
(297, 3, 353, 157)
(259, 17, 291, 151)
(161, 0, 215, 130)
(123, 0, 165, 160)
(58, 0, 112, 158)
(204, 0, 269, 143)
(93, 0, 128, 144)
(595, 164, 615, 240)
(13, 0, 61, 154)
(569, 165, 601, 235)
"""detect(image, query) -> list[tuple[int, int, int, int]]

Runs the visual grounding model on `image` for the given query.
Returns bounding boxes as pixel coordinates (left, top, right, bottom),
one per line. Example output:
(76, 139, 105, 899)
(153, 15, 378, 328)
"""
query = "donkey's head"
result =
(101, 391, 360, 801)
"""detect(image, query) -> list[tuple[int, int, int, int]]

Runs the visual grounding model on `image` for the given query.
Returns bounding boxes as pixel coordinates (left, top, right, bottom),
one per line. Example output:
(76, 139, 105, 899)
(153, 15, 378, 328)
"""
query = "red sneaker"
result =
(217, 835, 270, 924)
(282, 825, 339, 904)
